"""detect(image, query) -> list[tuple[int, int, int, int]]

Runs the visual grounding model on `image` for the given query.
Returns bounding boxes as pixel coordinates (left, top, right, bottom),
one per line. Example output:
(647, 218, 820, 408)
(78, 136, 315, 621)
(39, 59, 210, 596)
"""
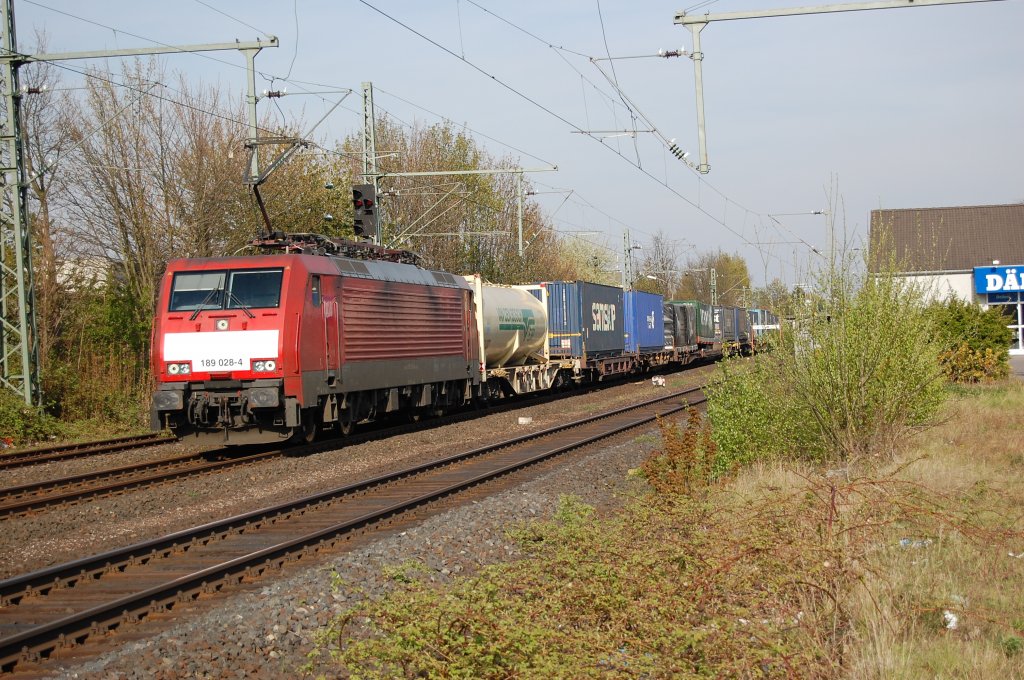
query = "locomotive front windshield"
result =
(168, 269, 284, 311)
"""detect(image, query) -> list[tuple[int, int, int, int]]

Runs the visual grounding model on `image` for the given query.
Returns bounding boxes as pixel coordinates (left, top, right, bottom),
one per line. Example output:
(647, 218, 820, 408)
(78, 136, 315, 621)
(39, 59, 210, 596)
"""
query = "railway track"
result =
(0, 374, 686, 518)
(0, 385, 704, 673)
(0, 433, 174, 472)
(0, 449, 279, 518)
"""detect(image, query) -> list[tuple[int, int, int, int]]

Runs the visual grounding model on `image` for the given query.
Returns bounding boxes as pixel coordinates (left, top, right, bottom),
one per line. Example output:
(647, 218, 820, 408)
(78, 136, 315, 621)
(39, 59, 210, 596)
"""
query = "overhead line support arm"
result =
(672, 0, 1006, 174)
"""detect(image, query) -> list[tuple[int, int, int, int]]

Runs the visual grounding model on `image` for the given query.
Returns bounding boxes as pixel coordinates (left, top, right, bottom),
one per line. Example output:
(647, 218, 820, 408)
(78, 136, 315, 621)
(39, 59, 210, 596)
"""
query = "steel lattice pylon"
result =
(0, 0, 40, 406)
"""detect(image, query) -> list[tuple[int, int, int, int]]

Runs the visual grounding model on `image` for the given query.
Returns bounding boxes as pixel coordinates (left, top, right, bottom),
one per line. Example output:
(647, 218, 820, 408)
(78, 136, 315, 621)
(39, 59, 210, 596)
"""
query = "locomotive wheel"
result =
(338, 410, 356, 436)
(292, 411, 317, 443)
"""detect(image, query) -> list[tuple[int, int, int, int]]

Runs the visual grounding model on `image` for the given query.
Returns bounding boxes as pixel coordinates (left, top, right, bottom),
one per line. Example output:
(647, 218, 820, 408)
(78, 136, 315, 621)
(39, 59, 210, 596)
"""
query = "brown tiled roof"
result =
(869, 203, 1024, 273)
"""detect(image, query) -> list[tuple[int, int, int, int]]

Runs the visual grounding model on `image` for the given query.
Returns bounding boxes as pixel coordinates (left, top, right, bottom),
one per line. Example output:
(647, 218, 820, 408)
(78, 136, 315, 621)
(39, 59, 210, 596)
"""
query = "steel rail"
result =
(0, 450, 280, 518)
(0, 433, 173, 471)
(0, 373, 685, 517)
(0, 386, 704, 671)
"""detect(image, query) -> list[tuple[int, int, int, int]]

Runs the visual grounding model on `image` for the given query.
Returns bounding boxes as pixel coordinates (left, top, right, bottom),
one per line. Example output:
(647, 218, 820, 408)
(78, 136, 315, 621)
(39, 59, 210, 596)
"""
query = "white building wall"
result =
(897, 272, 979, 305)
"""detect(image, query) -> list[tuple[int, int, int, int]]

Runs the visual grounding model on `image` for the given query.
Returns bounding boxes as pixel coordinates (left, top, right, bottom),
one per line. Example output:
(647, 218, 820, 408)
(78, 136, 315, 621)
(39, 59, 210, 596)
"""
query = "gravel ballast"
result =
(0, 366, 713, 678)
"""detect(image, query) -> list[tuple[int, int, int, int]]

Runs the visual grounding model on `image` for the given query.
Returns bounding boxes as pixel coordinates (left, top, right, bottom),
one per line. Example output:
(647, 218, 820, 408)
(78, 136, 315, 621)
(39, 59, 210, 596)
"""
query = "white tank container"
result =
(478, 283, 548, 367)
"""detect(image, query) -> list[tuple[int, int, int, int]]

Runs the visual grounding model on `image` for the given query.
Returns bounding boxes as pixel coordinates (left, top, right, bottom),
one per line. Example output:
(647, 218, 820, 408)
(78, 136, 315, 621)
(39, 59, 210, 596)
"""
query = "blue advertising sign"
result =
(974, 265, 1024, 294)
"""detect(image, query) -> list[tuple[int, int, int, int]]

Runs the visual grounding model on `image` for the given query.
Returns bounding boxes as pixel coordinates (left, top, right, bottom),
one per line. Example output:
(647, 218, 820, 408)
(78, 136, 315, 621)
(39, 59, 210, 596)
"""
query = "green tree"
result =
(675, 249, 751, 305)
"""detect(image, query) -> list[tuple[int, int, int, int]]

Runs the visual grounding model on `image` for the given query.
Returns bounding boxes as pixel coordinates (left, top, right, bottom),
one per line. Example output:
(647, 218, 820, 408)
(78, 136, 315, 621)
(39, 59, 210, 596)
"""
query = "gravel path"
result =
(2, 365, 714, 678)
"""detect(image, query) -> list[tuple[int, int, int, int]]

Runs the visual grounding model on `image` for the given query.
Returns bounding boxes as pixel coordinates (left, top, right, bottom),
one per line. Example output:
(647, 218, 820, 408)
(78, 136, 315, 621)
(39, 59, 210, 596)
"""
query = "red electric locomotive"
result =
(150, 234, 480, 444)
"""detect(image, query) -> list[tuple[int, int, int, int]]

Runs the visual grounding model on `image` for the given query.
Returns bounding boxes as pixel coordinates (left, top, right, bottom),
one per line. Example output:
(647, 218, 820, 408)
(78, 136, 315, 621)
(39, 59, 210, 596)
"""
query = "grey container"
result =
(718, 305, 737, 343)
(665, 302, 697, 348)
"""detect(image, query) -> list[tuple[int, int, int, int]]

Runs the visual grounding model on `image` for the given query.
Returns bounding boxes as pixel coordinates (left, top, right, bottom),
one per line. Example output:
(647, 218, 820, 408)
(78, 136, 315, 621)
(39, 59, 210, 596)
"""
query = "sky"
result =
(13, 0, 1024, 286)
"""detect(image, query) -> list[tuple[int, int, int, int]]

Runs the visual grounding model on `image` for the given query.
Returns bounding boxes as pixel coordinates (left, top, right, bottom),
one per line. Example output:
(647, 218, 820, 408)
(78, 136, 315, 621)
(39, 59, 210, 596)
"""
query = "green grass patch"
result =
(304, 381, 1024, 678)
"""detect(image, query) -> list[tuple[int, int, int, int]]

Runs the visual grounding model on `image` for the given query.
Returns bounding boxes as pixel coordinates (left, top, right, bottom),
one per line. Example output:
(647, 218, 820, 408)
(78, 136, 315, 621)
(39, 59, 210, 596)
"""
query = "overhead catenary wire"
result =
(595, 0, 641, 165)
(356, 0, 790, 268)
(21, 1, 565, 191)
(386, 0, 807, 264)
(19, 0, 660, 255)
(20, 1, 802, 275)
(190, 0, 273, 38)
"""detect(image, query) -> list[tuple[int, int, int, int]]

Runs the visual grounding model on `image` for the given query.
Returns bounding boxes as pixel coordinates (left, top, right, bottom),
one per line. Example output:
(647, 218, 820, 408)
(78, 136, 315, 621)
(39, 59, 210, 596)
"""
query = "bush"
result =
(640, 409, 718, 492)
(938, 343, 1010, 383)
(0, 389, 64, 447)
(706, 353, 828, 466)
(927, 297, 1012, 354)
(708, 270, 946, 462)
(926, 298, 1012, 382)
(309, 492, 836, 678)
(43, 353, 150, 431)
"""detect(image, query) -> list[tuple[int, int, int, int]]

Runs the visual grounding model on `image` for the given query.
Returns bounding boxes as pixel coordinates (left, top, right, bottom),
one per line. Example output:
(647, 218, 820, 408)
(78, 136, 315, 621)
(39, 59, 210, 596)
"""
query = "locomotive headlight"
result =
(165, 362, 191, 375)
(263, 359, 276, 371)
(253, 361, 265, 372)
(252, 359, 277, 372)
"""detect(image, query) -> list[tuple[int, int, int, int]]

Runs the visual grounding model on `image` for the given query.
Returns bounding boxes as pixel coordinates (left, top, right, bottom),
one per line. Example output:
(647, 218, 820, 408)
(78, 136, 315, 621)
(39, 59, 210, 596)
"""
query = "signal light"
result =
(352, 184, 378, 240)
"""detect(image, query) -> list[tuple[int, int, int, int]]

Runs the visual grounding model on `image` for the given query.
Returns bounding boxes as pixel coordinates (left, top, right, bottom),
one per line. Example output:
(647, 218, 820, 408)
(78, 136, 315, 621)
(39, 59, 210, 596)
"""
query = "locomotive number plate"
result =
(164, 330, 279, 373)
(197, 357, 246, 370)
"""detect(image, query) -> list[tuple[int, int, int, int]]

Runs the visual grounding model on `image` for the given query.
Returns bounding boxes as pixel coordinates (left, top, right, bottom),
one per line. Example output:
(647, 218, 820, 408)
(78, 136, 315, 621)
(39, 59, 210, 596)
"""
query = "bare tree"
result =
(20, 33, 74, 366)
(338, 117, 578, 283)
(636, 230, 683, 296)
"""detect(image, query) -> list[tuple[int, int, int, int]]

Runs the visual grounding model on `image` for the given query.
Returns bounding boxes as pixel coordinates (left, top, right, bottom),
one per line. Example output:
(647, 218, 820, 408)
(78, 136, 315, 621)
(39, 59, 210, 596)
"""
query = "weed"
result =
(639, 409, 717, 494)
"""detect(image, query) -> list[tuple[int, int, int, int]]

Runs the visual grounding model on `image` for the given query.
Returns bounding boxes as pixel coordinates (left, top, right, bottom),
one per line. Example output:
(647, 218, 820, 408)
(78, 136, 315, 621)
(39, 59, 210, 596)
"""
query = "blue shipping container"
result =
(624, 290, 664, 353)
(537, 281, 625, 358)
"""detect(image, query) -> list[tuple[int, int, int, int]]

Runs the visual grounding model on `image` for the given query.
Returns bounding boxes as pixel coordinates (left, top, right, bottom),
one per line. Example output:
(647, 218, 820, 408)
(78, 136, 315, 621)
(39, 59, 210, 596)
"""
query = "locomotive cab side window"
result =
(169, 268, 283, 311)
(310, 275, 321, 307)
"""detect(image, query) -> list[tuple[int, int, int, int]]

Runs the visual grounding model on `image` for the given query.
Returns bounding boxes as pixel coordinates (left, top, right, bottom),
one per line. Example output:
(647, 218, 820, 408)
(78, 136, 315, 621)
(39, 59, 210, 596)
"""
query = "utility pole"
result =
(622, 230, 633, 291)
(516, 172, 524, 256)
(361, 82, 382, 246)
(0, 0, 275, 404)
(674, 0, 1007, 174)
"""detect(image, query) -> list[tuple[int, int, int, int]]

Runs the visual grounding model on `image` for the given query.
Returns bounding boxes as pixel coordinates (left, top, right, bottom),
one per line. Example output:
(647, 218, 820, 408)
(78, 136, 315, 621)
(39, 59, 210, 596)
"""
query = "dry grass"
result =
(840, 382, 1024, 679)
(310, 381, 1024, 678)
(722, 382, 1024, 678)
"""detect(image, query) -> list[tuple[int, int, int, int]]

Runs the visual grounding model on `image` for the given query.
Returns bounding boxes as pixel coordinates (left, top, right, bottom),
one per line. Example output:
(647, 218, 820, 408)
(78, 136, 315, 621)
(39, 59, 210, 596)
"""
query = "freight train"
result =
(150, 232, 777, 444)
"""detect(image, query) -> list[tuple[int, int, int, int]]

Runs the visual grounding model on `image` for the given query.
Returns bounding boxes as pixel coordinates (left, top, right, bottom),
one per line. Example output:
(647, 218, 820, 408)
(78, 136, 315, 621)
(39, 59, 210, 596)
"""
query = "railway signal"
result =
(352, 184, 377, 240)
